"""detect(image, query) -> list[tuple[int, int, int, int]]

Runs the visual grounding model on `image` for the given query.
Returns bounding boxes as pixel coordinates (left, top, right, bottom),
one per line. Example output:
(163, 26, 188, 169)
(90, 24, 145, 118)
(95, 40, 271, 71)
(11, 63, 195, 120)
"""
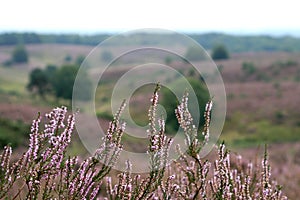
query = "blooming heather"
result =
(0, 86, 287, 199)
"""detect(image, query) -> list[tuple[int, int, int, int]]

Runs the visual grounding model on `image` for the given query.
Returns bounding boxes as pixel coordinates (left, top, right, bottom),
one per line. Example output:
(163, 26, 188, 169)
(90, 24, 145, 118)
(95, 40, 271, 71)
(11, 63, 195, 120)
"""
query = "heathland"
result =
(0, 32, 300, 198)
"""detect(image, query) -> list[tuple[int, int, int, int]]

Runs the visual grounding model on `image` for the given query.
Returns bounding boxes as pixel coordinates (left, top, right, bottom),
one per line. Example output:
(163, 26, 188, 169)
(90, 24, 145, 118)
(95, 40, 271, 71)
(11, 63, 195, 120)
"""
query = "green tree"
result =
(12, 45, 28, 63)
(44, 64, 57, 87)
(52, 65, 92, 102)
(161, 78, 209, 134)
(27, 68, 50, 99)
(211, 44, 229, 60)
(45, 64, 57, 76)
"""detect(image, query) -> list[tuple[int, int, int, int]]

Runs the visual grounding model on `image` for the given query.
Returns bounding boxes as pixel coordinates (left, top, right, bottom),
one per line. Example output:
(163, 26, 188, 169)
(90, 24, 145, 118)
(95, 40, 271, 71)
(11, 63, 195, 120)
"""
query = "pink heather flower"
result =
(69, 180, 76, 195)
(169, 174, 175, 180)
(41, 148, 50, 161)
(0, 92, 289, 199)
(44, 106, 67, 137)
(28, 116, 41, 160)
(1, 146, 12, 168)
(90, 184, 101, 199)
(79, 159, 89, 180)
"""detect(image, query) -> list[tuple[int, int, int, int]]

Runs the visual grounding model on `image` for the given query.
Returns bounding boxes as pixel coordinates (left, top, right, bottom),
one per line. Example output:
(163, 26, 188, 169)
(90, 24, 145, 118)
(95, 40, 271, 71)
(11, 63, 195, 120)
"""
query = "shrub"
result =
(27, 68, 51, 99)
(0, 86, 287, 199)
(52, 65, 92, 102)
(0, 118, 29, 148)
(271, 60, 298, 68)
(242, 61, 257, 76)
(0, 103, 126, 199)
(211, 44, 230, 60)
(64, 54, 72, 62)
(12, 45, 28, 63)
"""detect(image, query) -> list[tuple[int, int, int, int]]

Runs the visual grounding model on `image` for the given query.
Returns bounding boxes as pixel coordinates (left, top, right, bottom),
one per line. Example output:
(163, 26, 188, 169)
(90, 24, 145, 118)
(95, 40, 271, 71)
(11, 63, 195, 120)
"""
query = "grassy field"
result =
(0, 44, 300, 198)
(1, 44, 300, 140)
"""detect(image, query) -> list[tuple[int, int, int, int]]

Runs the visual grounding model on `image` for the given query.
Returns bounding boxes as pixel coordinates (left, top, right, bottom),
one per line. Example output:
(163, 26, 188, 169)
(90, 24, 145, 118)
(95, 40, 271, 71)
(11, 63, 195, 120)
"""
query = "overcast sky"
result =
(0, 0, 299, 36)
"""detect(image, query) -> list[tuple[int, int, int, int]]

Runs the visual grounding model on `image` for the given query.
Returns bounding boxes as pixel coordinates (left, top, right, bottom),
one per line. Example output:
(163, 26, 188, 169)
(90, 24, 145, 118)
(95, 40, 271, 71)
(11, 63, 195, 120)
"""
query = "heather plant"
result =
(0, 85, 287, 199)
(0, 102, 126, 199)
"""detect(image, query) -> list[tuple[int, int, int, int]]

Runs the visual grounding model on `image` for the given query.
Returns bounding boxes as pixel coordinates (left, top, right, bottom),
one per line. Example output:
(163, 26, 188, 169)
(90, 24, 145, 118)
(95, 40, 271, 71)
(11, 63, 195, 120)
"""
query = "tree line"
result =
(1, 32, 300, 52)
(0, 32, 109, 46)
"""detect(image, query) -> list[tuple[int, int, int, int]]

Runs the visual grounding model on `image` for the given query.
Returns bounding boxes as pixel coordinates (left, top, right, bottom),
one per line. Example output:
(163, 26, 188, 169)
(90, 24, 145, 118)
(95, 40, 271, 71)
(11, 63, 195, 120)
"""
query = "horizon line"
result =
(0, 28, 300, 38)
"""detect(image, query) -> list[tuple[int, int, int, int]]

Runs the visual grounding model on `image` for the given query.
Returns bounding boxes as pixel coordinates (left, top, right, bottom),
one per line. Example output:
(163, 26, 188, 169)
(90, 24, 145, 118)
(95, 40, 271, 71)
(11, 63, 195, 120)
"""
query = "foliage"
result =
(52, 65, 77, 100)
(27, 64, 92, 101)
(0, 104, 125, 199)
(11, 45, 28, 63)
(0, 33, 40, 45)
(27, 68, 51, 98)
(161, 78, 209, 133)
(2, 32, 300, 52)
(223, 119, 300, 148)
(0, 118, 29, 148)
(44, 64, 58, 81)
(96, 111, 113, 121)
(0, 87, 287, 199)
(271, 60, 298, 68)
(184, 46, 207, 61)
(211, 44, 230, 60)
(190, 33, 300, 52)
(242, 61, 257, 76)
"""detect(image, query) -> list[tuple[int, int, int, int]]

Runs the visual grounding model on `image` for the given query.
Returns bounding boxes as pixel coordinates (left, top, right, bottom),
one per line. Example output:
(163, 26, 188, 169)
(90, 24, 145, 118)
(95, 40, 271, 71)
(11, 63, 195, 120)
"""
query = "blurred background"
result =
(0, 0, 299, 198)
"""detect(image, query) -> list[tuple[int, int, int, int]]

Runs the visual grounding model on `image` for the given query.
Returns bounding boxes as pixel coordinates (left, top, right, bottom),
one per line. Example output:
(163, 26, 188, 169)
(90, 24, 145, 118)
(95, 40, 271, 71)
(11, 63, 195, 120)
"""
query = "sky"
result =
(0, 0, 299, 36)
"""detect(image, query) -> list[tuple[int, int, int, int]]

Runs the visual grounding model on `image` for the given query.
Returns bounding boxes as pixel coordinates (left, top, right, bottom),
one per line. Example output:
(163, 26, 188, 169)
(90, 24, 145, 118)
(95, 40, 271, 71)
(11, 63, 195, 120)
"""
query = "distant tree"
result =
(185, 46, 206, 61)
(64, 55, 72, 62)
(211, 44, 229, 60)
(12, 45, 28, 63)
(52, 65, 77, 101)
(27, 68, 50, 99)
(101, 50, 113, 62)
(0, 33, 19, 45)
(52, 65, 92, 102)
(44, 64, 57, 86)
(45, 64, 57, 75)
(22, 33, 41, 44)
